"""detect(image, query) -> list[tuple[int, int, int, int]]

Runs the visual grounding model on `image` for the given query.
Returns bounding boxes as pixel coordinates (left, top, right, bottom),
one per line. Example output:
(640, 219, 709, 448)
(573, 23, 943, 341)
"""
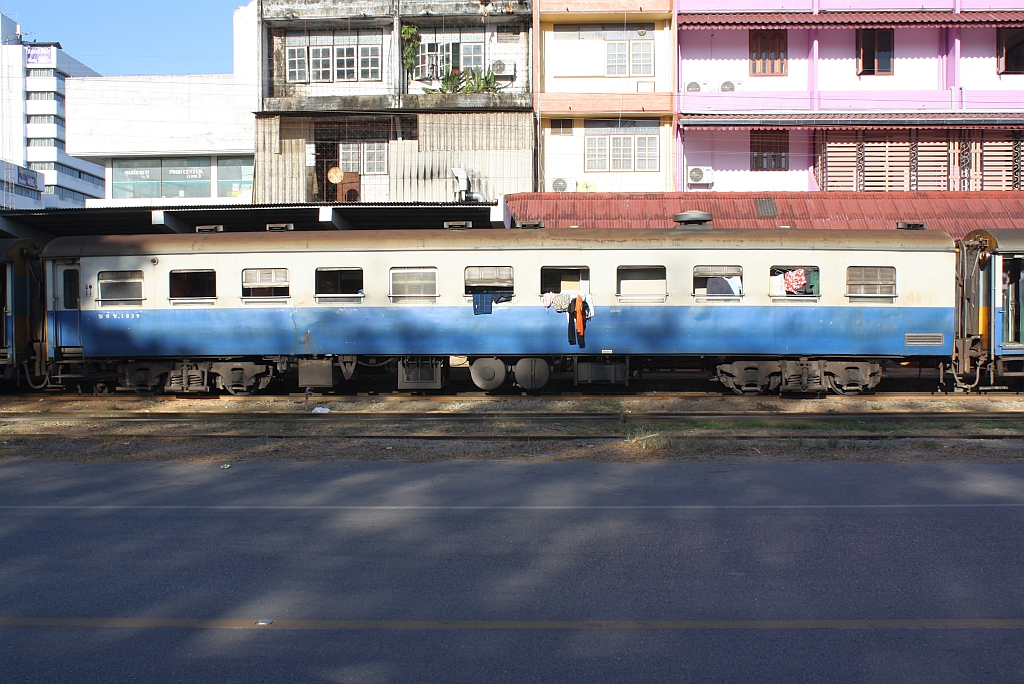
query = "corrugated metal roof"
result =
(677, 11, 1024, 29)
(40, 228, 954, 259)
(504, 192, 1024, 238)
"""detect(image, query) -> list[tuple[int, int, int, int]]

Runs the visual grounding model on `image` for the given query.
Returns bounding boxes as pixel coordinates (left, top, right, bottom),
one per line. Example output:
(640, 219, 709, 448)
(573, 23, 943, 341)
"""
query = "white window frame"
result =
(846, 266, 897, 300)
(315, 267, 365, 303)
(241, 268, 290, 302)
(335, 45, 356, 81)
(390, 268, 439, 302)
(309, 46, 333, 82)
(631, 41, 654, 76)
(359, 45, 381, 81)
(462, 43, 484, 72)
(97, 270, 145, 307)
(617, 265, 668, 303)
(363, 142, 388, 175)
(286, 46, 308, 83)
(339, 143, 360, 173)
(693, 265, 744, 302)
(611, 136, 633, 171)
(606, 42, 628, 76)
(414, 43, 439, 80)
(586, 137, 609, 171)
(635, 135, 660, 171)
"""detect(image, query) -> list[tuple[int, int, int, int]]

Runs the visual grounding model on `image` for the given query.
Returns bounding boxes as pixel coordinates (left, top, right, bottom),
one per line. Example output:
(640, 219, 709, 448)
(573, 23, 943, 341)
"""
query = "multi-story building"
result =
(66, 2, 259, 207)
(676, 1, 1024, 193)
(255, 0, 535, 205)
(535, 1, 677, 194)
(0, 14, 104, 208)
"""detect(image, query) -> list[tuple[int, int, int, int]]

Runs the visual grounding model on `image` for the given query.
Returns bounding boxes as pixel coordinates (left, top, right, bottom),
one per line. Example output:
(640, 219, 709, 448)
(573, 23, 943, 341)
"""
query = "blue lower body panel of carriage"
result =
(69, 305, 955, 359)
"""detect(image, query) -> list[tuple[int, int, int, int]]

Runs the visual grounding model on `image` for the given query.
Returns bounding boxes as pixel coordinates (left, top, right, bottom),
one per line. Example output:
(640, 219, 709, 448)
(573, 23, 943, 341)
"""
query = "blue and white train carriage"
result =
(40, 228, 956, 394)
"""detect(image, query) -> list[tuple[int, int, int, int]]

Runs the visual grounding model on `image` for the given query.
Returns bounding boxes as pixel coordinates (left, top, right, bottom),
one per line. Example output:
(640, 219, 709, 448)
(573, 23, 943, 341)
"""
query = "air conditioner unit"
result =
(684, 81, 710, 93)
(489, 60, 516, 80)
(720, 80, 744, 92)
(687, 166, 714, 184)
(549, 177, 576, 192)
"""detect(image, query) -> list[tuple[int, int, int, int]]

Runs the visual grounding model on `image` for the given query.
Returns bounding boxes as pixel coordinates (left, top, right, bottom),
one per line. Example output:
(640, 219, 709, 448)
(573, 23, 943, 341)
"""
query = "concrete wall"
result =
(541, 20, 674, 94)
(681, 130, 815, 192)
(540, 117, 674, 193)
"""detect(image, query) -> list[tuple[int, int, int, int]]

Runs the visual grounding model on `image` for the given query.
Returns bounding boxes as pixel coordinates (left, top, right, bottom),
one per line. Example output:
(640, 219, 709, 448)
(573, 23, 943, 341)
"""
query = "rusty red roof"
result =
(504, 192, 1024, 239)
(677, 11, 1024, 30)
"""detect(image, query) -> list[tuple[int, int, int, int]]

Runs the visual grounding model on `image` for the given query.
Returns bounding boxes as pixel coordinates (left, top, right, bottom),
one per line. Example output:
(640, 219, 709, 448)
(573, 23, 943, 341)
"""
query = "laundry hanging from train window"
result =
(466, 266, 514, 315)
(770, 266, 820, 297)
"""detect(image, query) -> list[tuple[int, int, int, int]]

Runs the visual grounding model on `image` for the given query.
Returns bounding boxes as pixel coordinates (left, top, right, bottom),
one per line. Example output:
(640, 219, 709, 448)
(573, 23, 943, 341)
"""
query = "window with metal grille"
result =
(465, 266, 514, 296)
(847, 266, 896, 297)
(693, 265, 743, 298)
(750, 30, 787, 76)
(857, 29, 894, 75)
(98, 270, 144, 306)
(998, 29, 1024, 75)
(462, 43, 484, 72)
(242, 268, 289, 298)
(286, 46, 308, 82)
(618, 266, 667, 302)
(316, 268, 363, 300)
(751, 130, 789, 171)
(390, 268, 438, 300)
(170, 270, 216, 300)
(339, 143, 359, 172)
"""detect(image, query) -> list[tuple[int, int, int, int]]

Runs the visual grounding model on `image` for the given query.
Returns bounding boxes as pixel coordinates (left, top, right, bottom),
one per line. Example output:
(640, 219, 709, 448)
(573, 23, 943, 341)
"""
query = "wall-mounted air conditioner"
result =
(720, 80, 744, 92)
(489, 60, 516, 81)
(684, 81, 710, 93)
(549, 177, 577, 192)
(687, 166, 714, 184)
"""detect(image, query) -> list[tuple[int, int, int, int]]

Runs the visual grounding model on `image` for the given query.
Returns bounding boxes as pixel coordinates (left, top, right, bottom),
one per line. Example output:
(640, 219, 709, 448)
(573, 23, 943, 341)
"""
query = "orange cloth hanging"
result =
(575, 294, 585, 337)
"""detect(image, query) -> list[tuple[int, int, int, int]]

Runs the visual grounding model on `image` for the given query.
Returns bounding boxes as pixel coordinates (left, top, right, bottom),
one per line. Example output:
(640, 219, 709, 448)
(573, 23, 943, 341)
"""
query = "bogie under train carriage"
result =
(35, 227, 996, 395)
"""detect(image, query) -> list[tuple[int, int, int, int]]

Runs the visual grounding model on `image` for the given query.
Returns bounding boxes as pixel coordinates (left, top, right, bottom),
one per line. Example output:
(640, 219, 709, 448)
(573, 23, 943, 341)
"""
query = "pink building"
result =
(676, 2, 1024, 193)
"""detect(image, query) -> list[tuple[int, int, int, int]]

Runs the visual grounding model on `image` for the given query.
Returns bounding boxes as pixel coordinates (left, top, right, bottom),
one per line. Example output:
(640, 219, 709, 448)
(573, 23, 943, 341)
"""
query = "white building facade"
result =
(65, 2, 259, 207)
(0, 14, 103, 209)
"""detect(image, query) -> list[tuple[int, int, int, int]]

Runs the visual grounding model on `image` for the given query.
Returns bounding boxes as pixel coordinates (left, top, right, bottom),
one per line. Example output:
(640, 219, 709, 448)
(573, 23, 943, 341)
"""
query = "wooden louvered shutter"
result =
(824, 132, 858, 191)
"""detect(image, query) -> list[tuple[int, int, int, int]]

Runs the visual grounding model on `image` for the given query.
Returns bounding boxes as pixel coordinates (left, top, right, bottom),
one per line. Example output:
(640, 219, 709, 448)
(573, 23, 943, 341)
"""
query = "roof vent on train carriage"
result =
(444, 221, 472, 230)
(673, 211, 713, 229)
(897, 221, 926, 230)
(195, 225, 223, 234)
(516, 220, 545, 229)
(266, 223, 295, 232)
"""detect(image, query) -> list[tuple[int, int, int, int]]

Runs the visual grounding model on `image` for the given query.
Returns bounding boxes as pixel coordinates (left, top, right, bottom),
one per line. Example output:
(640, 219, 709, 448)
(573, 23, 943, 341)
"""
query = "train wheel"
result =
(224, 385, 253, 397)
(470, 358, 507, 391)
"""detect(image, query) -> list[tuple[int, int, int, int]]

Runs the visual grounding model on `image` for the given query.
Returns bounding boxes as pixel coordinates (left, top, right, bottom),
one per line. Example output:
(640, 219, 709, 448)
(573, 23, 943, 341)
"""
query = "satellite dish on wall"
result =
(327, 167, 344, 184)
(577, 180, 596, 193)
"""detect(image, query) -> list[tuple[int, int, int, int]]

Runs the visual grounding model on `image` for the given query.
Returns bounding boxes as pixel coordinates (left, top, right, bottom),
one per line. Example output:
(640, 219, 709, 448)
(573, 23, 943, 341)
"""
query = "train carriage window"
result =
(63, 269, 80, 310)
(1004, 257, 1024, 345)
(846, 266, 896, 299)
(465, 266, 514, 296)
(770, 266, 819, 298)
(169, 270, 216, 300)
(241, 268, 289, 298)
(618, 266, 667, 302)
(390, 268, 438, 301)
(540, 267, 590, 294)
(97, 270, 144, 306)
(693, 265, 742, 299)
(316, 268, 364, 301)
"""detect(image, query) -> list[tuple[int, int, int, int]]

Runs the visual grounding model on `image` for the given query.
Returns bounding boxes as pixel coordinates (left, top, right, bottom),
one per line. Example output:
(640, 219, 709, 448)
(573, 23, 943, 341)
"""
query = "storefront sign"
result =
(26, 46, 54, 66)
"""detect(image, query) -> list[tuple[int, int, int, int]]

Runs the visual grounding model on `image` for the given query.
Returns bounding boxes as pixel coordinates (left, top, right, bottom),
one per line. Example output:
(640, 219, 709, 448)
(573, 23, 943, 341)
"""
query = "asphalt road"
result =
(2, 457, 1024, 683)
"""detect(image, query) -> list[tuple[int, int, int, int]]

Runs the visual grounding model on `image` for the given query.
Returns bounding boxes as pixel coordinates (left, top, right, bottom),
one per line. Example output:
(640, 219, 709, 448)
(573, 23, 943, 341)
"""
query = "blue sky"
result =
(1, 0, 246, 76)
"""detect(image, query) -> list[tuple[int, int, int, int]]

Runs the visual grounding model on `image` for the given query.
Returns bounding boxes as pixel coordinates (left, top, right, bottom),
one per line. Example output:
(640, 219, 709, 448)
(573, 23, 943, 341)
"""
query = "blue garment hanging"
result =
(473, 293, 493, 315)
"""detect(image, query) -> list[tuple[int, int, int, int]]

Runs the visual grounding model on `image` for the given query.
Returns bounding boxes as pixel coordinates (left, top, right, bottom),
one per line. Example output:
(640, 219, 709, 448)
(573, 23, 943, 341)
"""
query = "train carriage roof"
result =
(962, 229, 1024, 253)
(40, 229, 956, 258)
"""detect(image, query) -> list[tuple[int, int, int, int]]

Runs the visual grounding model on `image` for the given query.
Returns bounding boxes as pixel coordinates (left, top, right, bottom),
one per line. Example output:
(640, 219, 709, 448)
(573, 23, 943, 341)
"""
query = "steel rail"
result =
(0, 411, 1022, 423)
(2, 432, 1023, 441)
